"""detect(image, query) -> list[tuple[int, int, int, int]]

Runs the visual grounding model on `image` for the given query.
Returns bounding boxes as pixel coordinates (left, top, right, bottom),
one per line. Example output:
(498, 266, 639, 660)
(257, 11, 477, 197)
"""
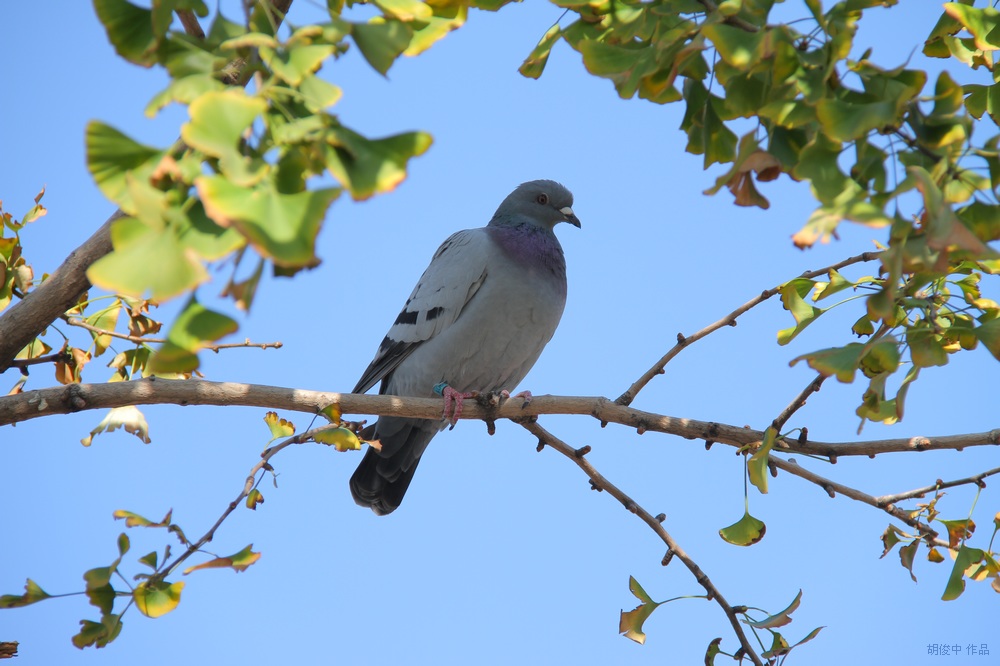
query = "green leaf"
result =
(314, 426, 362, 451)
(197, 176, 340, 267)
(879, 524, 906, 558)
(176, 200, 247, 261)
(264, 410, 296, 441)
(906, 324, 949, 368)
(520, 23, 561, 79)
(352, 18, 412, 75)
(790, 343, 867, 383)
(85, 122, 164, 215)
(117, 532, 130, 557)
(747, 427, 776, 494)
(942, 545, 985, 600)
(325, 127, 431, 201)
(147, 296, 238, 374)
(246, 488, 265, 510)
(899, 539, 919, 582)
(405, 3, 467, 56)
(702, 23, 763, 69)
(139, 551, 159, 570)
(719, 510, 766, 546)
(83, 566, 117, 615)
(973, 317, 1000, 360)
(944, 4, 1000, 52)
(619, 576, 662, 645)
(939, 518, 976, 549)
(133, 580, 184, 618)
(261, 43, 336, 86)
(145, 74, 225, 117)
(113, 508, 170, 528)
(777, 279, 823, 345)
(182, 544, 261, 574)
(86, 217, 209, 300)
(72, 614, 123, 649)
(745, 589, 802, 629)
(812, 269, 854, 301)
(0, 579, 52, 609)
(181, 90, 268, 184)
(374, 0, 433, 22)
(93, 0, 158, 66)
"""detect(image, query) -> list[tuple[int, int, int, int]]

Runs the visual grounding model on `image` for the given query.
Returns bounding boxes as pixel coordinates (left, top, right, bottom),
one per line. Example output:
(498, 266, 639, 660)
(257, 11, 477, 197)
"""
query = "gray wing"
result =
(353, 228, 491, 394)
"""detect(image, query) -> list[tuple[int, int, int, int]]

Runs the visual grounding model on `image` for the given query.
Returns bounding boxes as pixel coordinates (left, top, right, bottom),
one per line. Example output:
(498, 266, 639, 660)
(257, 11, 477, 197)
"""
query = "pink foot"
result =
(442, 386, 475, 425)
(512, 390, 533, 409)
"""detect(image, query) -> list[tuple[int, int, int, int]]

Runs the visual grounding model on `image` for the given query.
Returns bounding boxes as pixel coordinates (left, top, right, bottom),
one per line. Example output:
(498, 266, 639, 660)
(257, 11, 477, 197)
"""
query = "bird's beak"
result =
(560, 206, 581, 228)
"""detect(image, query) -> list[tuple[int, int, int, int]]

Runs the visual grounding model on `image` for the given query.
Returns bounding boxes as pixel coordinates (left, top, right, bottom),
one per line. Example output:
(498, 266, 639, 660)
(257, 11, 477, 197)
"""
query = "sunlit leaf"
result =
(85, 122, 164, 215)
(264, 410, 296, 442)
(352, 18, 412, 75)
(619, 576, 661, 645)
(146, 296, 238, 374)
(81, 405, 151, 446)
(0, 579, 51, 608)
(133, 580, 184, 618)
(719, 510, 766, 546)
(197, 176, 339, 267)
(939, 518, 976, 549)
(314, 426, 362, 451)
(182, 544, 261, 574)
(745, 589, 802, 629)
(746, 427, 776, 494)
(325, 128, 432, 201)
(943, 545, 985, 600)
(899, 539, 919, 582)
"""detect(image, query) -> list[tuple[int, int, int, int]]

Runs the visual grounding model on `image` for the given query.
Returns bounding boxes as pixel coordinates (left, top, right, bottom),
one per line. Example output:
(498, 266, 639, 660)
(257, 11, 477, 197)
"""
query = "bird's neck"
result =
(487, 222, 567, 282)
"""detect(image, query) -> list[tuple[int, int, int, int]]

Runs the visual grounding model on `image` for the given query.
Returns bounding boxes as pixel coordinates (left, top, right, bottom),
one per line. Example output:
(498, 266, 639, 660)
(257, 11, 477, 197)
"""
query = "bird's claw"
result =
(439, 384, 475, 426)
(511, 390, 533, 409)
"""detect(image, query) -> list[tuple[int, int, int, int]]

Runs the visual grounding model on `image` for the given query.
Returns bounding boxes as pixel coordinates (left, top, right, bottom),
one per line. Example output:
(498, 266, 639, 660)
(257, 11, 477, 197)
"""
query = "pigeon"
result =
(350, 180, 580, 515)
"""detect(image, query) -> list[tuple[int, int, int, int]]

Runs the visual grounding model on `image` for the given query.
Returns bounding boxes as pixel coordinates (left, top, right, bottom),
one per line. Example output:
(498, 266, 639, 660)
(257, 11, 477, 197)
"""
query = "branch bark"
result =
(3, 379, 997, 460)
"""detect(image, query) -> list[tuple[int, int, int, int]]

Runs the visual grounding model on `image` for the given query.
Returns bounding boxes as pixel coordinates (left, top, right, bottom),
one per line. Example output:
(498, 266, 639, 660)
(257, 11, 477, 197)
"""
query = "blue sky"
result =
(1, 1, 997, 664)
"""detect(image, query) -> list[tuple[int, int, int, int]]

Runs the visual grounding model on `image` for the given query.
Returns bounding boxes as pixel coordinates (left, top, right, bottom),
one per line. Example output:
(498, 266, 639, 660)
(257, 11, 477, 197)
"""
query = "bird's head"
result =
(490, 180, 581, 231)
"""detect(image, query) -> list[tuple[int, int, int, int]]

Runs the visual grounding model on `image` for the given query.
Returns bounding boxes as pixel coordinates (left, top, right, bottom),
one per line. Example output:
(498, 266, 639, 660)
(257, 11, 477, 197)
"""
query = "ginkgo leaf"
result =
(745, 589, 802, 629)
(619, 576, 662, 645)
(81, 406, 151, 446)
(182, 544, 261, 574)
(264, 411, 295, 442)
(314, 426, 362, 452)
(133, 580, 185, 618)
(0, 579, 51, 609)
(719, 511, 767, 546)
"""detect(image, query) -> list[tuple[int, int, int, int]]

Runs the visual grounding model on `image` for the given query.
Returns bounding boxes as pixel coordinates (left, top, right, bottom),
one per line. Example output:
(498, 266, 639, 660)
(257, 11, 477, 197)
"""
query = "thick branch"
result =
(0, 211, 120, 372)
(522, 420, 764, 666)
(2, 379, 996, 461)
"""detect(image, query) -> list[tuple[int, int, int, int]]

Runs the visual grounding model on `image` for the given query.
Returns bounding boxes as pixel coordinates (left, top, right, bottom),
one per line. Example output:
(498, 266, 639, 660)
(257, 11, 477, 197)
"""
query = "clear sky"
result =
(1, 2, 997, 665)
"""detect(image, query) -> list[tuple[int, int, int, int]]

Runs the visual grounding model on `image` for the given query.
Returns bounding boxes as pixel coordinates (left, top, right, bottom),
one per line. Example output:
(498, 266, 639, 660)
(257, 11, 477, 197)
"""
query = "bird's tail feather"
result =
(349, 418, 439, 515)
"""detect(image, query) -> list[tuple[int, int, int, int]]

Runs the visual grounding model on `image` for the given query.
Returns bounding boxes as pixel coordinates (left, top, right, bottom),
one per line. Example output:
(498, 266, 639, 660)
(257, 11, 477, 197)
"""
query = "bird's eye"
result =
(536, 194, 549, 205)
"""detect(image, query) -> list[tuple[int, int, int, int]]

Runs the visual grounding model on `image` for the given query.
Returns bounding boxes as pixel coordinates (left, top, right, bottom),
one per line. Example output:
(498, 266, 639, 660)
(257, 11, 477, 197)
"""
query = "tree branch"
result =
(3, 379, 996, 461)
(522, 420, 764, 666)
(616, 251, 882, 406)
(875, 466, 1000, 506)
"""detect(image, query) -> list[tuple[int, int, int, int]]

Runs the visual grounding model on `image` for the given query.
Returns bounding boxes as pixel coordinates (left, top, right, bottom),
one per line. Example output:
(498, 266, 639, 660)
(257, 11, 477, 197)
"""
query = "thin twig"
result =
(160, 421, 334, 577)
(63, 318, 281, 352)
(876, 466, 1000, 506)
(6, 352, 71, 371)
(772, 374, 826, 432)
(616, 251, 882, 406)
(522, 420, 764, 666)
(769, 456, 946, 546)
(176, 9, 206, 39)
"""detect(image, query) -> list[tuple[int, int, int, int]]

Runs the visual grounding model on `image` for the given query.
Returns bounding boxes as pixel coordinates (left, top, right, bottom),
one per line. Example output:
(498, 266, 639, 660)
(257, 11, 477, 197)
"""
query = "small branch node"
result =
(829, 453, 838, 464)
(485, 418, 496, 436)
(655, 513, 666, 523)
(798, 427, 808, 444)
(661, 549, 674, 566)
(589, 479, 603, 492)
(704, 440, 714, 450)
(574, 445, 592, 458)
(676, 332, 687, 344)
(535, 439, 545, 452)
(822, 483, 836, 498)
